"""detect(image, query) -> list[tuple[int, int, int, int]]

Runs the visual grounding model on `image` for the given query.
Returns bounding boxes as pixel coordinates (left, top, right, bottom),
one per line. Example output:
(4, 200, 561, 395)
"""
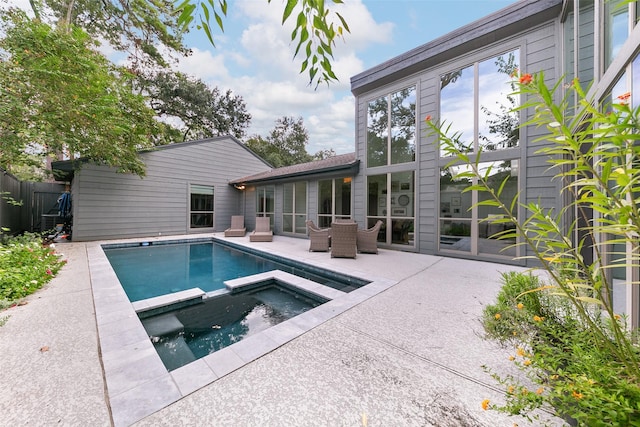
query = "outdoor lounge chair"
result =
(224, 216, 246, 237)
(357, 220, 383, 254)
(330, 221, 357, 258)
(250, 217, 273, 242)
(306, 220, 330, 252)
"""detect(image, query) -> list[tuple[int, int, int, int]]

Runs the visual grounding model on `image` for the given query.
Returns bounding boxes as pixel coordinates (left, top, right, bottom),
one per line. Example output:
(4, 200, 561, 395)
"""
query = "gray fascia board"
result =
(229, 161, 360, 186)
(351, 0, 563, 96)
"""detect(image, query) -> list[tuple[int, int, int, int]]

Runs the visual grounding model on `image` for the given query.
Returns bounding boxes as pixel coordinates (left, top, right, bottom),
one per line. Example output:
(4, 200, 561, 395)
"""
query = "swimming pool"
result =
(90, 236, 397, 425)
(102, 238, 363, 371)
(141, 282, 325, 371)
(103, 239, 368, 302)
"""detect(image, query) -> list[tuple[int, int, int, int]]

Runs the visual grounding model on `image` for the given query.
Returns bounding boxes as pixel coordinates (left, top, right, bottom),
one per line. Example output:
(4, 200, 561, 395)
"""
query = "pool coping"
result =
(87, 235, 397, 427)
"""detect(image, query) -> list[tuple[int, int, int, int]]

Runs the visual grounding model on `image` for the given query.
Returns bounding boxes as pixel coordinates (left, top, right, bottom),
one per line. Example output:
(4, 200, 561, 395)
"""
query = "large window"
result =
(439, 162, 517, 257)
(438, 50, 520, 258)
(366, 171, 415, 246)
(367, 86, 416, 167)
(189, 184, 214, 229)
(283, 182, 307, 234)
(440, 50, 520, 156)
(256, 186, 275, 226)
(318, 178, 352, 228)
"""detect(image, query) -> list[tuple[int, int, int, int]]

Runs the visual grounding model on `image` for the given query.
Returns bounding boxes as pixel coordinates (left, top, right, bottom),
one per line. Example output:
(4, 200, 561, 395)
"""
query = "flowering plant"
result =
(0, 233, 66, 302)
(426, 72, 640, 424)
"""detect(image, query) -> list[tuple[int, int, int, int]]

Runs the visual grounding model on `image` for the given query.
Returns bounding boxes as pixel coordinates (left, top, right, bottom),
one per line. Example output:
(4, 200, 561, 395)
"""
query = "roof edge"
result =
(351, 0, 563, 95)
(230, 157, 360, 185)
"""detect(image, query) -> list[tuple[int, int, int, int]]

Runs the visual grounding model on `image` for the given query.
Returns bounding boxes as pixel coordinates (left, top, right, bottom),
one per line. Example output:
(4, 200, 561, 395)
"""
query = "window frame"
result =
(282, 181, 307, 235)
(437, 48, 522, 259)
(256, 185, 275, 228)
(188, 183, 214, 230)
(366, 85, 417, 168)
(317, 177, 352, 228)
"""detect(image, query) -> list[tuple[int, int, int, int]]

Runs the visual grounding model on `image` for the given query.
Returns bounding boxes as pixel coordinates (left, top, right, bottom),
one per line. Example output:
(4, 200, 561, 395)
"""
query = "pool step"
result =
(142, 313, 185, 336)
(133, 288, 205, 316)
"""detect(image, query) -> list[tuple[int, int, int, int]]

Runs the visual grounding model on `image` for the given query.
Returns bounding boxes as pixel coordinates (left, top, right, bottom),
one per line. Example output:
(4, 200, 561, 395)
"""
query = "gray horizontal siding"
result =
(72, 138, 270, 241)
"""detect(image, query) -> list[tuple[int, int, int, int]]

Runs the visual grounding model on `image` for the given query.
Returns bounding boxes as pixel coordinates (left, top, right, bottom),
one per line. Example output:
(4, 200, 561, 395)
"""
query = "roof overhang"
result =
(229, 159, 360, 187)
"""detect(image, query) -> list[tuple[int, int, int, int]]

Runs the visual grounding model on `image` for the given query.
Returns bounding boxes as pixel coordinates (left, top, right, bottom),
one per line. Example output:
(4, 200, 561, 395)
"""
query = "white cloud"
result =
(175, 48, 230, 81)
(184, 0, 393, 154)
(332, 0, 394, 50)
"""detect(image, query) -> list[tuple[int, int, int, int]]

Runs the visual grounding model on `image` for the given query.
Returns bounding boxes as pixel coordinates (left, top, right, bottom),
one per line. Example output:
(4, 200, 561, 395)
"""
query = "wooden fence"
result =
(0, 169, 65, 235)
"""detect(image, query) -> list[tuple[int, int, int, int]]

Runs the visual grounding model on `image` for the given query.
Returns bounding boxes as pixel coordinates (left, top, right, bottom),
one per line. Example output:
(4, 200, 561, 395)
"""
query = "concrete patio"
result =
(0, 233, 564, 426)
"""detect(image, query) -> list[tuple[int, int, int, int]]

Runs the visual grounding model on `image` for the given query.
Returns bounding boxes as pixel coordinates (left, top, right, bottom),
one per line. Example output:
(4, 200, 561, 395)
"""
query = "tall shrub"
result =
(427, 72, 640, 424)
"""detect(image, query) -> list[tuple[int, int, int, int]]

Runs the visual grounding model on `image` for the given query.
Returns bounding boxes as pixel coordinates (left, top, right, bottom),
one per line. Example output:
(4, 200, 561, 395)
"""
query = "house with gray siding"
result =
(52, 136, 271, 242)
(348, 0, 564, 263)
(52, 0, 640, 326)
(348, 0, 639, 327)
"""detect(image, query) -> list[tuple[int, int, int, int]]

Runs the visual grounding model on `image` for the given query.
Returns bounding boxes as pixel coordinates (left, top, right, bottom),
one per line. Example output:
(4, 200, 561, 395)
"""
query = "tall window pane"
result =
(282, 182, 306, 234)
(605, 0, 629, 69)
(367, 86, 417, 167)
(390, 87, 416, 164)
(367, 174, 387, 217)
(440, 65, 474, 156)
(256, 186, 275, 226)
(477, 160, 518, 257)
(318, 180, 332, 228)
(478, 52, 519, 151)
(367, 96, 388, 167)
(390, 171, 414, 245)
(336, 178, 351, 218)
(439, 165, 471, 252)
(295, 182, 307, 234)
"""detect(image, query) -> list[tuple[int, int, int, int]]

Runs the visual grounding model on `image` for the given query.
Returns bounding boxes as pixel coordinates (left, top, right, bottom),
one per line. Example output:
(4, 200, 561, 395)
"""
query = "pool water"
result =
(141, 284, 323, 371)
(104, 240, 366, 302)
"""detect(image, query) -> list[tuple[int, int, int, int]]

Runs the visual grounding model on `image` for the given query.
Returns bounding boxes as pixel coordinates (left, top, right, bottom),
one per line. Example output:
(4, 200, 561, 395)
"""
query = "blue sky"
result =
(11, 0, 518, 154)
(175, 0, 518, 154)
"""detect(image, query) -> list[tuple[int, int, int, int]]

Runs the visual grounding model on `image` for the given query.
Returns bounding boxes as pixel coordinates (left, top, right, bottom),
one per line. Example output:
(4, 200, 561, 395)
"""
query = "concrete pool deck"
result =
(0, 233, 564, 426)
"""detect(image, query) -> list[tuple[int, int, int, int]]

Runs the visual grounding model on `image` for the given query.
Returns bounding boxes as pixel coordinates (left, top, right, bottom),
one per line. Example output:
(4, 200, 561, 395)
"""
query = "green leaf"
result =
(214, 11, 224, 32)
(202, 22, 214, 46)
(335, 12, 350, 32)
(283, 0, 298, 24)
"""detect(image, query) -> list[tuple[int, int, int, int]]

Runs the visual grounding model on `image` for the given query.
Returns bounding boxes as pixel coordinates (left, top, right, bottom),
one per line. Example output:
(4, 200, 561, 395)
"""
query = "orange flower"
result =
(425, 114, 432, 122)
(508, 355, 515, 361)
(533, 315, 543, 322)
(523, 359, 532, 366)
(519, 73, 533, 85)
(507, 385, 515, 394)
(617, 92, 631, 104)
(536, 387, 544, 395)
(494, 313, 501, 320)
(516, 303, 524, 310)
(572, 390, 583, 400)
(481, 399, 490, 410)
(516, 347, 525, 357)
